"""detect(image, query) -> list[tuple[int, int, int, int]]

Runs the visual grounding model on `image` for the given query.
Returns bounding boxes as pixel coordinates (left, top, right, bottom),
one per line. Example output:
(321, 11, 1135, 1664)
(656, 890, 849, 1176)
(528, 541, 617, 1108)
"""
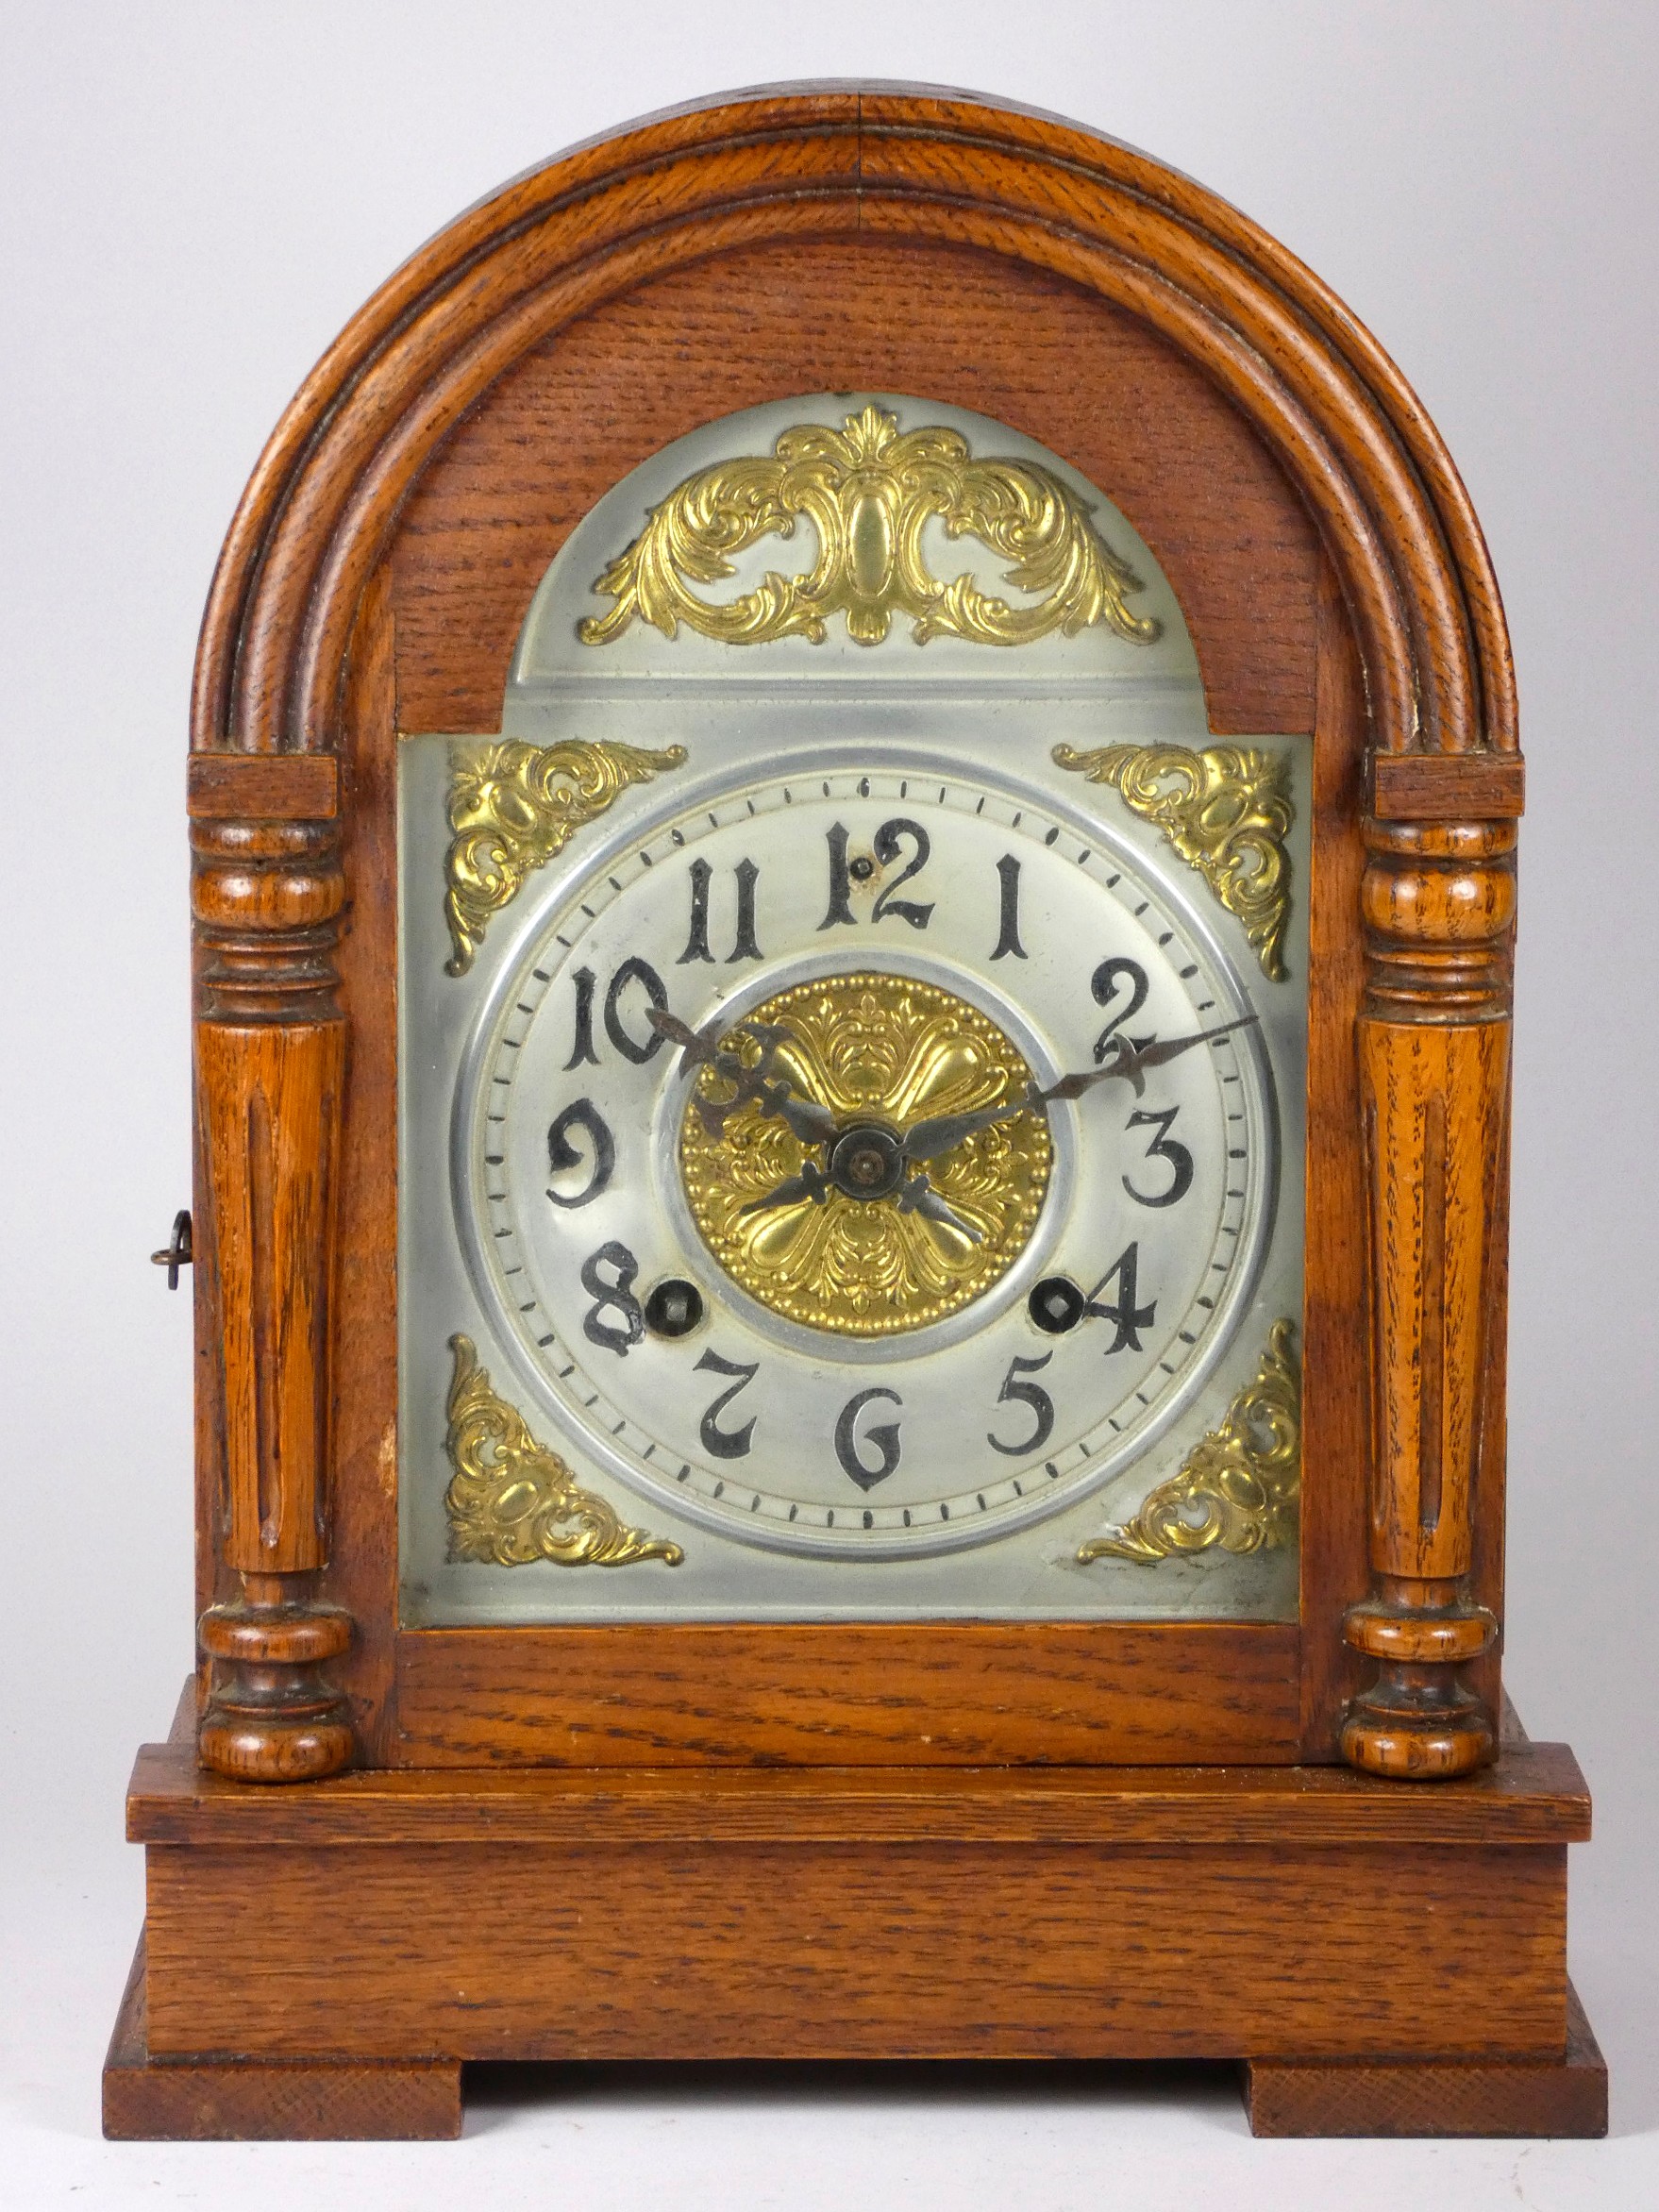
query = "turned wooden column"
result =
(189, 753, 353, 1781)
(1343, 785, 1517, 1779)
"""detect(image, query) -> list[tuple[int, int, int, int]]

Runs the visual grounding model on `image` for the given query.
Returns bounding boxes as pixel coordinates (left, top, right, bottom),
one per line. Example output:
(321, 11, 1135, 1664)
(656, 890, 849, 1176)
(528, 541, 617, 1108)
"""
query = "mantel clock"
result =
(106, 89, 1603, 2142)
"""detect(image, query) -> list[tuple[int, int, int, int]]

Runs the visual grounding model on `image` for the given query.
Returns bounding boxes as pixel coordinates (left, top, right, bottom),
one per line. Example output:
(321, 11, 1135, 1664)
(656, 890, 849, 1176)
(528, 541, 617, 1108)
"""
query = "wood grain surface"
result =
(314, 563, 402, 1760)
(392, 1621, 1302, 1768)
(141, 1833, 1568, 2064)
(127, 1733, 1590, 1850)
(389, 238, 1321, 737)
(186, 752, 340, 821)
(1343, 809, 1517, 1775)
(330, 154, 1367, 1769)
(178, 85, 1535, 1776)
(136, 83, 1588, 2137)
(1295, 565, 1374, 1745)
(190, 682, 353, 1778)
(1371, 751, 1525, 820)
(192, 92, 1517, 764)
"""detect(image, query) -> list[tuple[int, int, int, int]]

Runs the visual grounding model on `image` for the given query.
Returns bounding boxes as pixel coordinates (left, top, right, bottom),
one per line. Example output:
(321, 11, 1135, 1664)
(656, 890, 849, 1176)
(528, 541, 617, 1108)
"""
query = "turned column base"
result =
(1342, 1587, 1499, 1779)
(197, 1590, 354, 1781)
(1340, 1671, 1496, 1779)
(195, 1702, 355, 1785)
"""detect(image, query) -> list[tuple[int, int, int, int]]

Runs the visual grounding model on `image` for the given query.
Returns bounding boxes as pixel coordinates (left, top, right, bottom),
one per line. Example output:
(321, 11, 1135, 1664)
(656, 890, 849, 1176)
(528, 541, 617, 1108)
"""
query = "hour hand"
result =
(894, 1170, 982, 1242)
(757, 1089, 837, 1147)
(737, 1160, 830, 1216)
(729, 1027, 841, 1146)
(1035, 1014, 1259, 1103)
(648, 1009, 837, 1146)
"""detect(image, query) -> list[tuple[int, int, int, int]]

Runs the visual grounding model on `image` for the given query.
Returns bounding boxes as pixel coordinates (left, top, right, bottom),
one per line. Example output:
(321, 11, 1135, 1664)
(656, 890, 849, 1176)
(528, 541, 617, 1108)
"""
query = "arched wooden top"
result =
(193, 86, 1516, 763)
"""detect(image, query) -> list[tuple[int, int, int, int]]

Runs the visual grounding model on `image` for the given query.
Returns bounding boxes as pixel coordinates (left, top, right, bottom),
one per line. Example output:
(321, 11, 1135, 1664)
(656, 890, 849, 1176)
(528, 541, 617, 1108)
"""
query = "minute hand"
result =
(1034, 1014, 1259, 1104)
(902, 1014, 1261, 1159)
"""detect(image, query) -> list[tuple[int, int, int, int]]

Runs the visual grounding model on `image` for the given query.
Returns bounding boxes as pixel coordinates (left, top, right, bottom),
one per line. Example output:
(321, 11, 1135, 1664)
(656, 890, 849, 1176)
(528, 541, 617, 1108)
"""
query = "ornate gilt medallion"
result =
(678, 973, 1052, 1336)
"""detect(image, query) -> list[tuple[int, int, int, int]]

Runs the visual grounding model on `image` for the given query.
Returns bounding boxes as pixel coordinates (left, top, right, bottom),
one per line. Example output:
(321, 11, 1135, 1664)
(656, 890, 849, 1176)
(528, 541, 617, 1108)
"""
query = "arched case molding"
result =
(110, 88, 1600, 2143)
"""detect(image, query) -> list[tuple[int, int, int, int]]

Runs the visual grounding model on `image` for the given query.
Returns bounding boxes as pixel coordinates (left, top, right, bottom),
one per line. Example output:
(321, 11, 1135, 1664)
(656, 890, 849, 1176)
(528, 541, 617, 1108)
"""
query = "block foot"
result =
(102, 1935, 462, 2141)
(1242, 1982, 1607, 2137)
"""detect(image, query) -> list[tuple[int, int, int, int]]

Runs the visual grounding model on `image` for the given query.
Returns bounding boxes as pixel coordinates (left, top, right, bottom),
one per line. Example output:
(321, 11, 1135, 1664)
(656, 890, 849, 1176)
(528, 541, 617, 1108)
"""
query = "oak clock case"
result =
(110, 90, 1600, 2149)
(399, 394, 1310, 1625)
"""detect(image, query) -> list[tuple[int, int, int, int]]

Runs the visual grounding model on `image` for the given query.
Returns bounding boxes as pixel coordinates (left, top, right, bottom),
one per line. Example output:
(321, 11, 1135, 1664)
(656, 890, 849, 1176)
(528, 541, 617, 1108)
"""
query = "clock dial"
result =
(455, 758, 1278, 1560)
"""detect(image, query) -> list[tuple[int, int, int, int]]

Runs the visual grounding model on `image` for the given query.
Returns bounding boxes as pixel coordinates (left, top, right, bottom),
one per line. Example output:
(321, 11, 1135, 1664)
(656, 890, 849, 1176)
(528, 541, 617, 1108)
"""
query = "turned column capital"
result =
(1360, 816, 1517, 1023)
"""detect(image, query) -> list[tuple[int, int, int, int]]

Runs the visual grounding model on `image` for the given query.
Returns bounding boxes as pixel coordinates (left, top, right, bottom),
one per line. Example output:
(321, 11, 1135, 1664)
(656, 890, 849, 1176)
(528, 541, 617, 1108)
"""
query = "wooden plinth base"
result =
(103, 1936, 462, 2140)
(111, 1710, 1601, 2141)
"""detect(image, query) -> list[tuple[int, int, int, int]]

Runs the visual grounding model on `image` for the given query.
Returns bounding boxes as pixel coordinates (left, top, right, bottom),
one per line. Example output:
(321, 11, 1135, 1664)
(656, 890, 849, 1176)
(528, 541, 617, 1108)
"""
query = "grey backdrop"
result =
(2, 3, 1652, 2204)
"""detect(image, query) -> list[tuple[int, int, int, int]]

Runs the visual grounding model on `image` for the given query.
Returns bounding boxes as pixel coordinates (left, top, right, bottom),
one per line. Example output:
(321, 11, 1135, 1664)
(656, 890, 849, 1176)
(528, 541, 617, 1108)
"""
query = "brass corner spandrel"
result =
(1055, 743, 1294, 981)
(1079, 1319, 1301, 1565)
(442, 739, 687, 975)
(444, 1335, 683, 1568)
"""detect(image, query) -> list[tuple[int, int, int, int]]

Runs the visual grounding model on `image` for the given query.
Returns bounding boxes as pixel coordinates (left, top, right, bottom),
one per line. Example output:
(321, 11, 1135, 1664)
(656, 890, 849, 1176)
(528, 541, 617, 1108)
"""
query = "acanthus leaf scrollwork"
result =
(1053, 742, 1294, 980)
(1077, 1319, 1301, 1564)
(444, 1334, 683, 1568)
(578, 405, 1163, 653)
(443, 739, 687, 976)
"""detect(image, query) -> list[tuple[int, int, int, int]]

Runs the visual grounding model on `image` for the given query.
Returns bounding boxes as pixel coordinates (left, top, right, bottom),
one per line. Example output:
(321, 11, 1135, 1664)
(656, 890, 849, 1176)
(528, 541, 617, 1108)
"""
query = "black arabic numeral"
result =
(545, 1098, 615, 1209)
(987, 1351, 1054, 1457)
(990, 853, 1027, 960)
(578, 1240, 645, 1356)
(695, 1349, 760, 1459)
(869, 817, 934, 929)
(834, 1387, 903, 1491)
(563, 965, 599, 1069)
(601, 956, 669, 1065)
(1090, 955, 1149, 1061)
(1085, 1242, 1157, 1354)
(818, 821, 856, 929)
(1123, 1105, 1194, 1208)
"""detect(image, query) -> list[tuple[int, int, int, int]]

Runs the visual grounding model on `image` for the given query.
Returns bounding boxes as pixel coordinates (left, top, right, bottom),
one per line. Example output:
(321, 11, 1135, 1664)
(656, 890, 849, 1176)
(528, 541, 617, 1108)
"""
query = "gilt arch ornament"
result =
(192, 87, 1517, 779)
